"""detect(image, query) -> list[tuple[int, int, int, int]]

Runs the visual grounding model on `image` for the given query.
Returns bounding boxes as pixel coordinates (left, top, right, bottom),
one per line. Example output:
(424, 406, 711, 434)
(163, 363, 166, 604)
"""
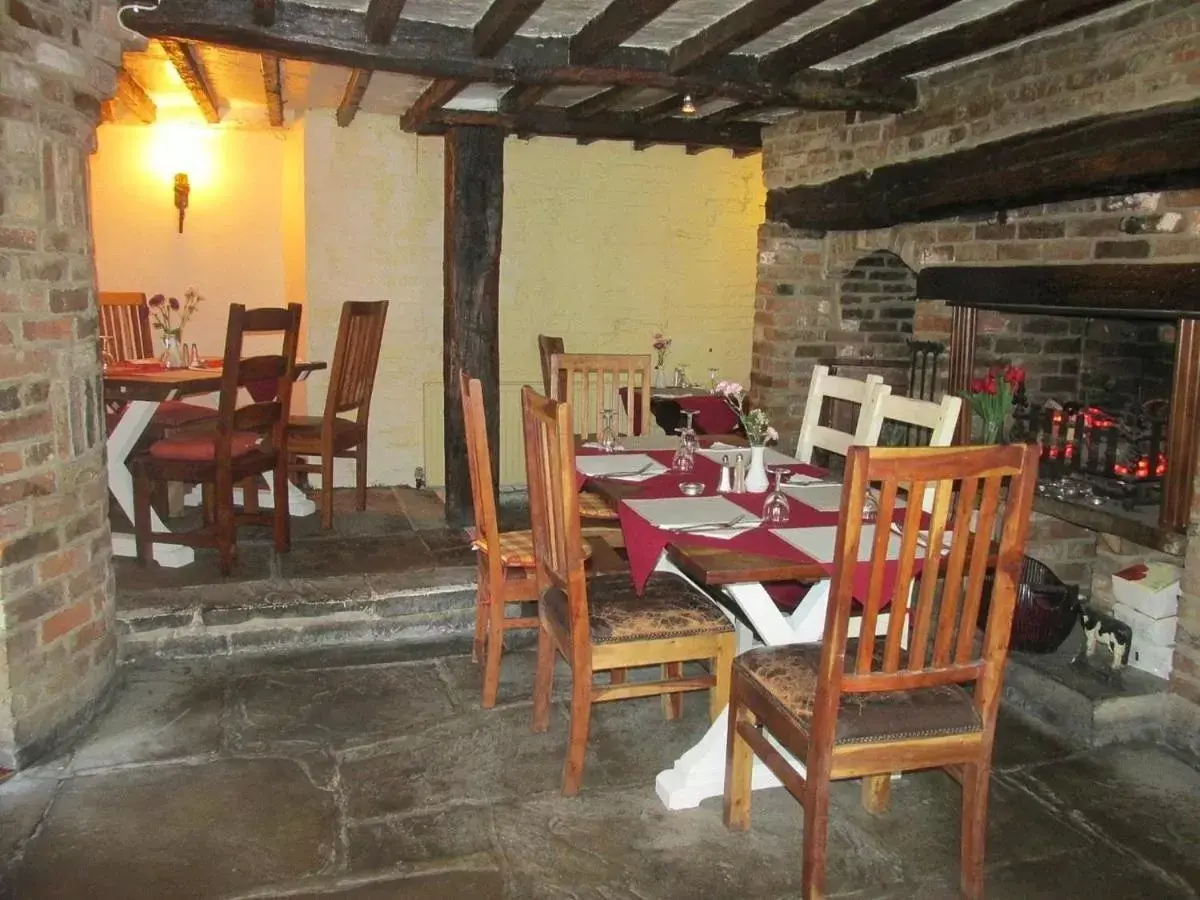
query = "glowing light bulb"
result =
(681, 94, 697, 116)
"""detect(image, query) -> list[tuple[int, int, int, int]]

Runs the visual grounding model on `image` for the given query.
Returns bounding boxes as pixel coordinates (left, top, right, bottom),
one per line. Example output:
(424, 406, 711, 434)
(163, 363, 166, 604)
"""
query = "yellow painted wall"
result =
(301, 112, 763, 486)
(89, 124, 301, 359)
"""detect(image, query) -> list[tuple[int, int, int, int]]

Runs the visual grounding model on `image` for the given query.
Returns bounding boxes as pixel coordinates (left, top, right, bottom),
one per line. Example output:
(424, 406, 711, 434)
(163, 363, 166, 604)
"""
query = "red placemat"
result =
(105, 360, 166, 375)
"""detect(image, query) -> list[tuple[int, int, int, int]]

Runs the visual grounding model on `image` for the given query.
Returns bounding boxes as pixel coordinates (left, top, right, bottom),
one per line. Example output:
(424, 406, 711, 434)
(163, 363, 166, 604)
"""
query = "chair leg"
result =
(202, 483, 215, 526)
(662, 662, 683, 720)
(710, 636, 735, 723)
(242, 475, 260, 514)
(561, 675, 593, 797)
(861, 775, 891, 815)
(801, 770, 833, 900)
(472, 559, 488, 665)
(355, 443, 368, 511)
(216, 477, 236, 576)
(320, 451, 335, 529)
(272, 460, 291, 553)
(481, 578, 506, 709)
(723, 686, 754, 831)
(531, 622, 555, 734)
(133, 472, 153, 568)
(960, 762, 991, 900)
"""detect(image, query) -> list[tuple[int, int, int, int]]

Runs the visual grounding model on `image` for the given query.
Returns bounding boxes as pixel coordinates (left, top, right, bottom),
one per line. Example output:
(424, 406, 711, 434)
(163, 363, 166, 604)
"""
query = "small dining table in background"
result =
(104, 359, 326, 567)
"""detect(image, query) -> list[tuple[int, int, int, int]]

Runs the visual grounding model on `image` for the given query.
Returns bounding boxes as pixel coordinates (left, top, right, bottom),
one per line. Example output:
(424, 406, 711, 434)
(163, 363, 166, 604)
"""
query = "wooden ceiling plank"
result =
(365, 0, 406, 44)
(563, 86, 628, 118)
(415, 107, 763, 152)
(400, 78, 470, 131)
(701, 102, 754, 124)
(847, 0, 1133, 83)
(128, 4, 916, 112)
(251, 0, 274, 27)
(473, 0, 546, 56)
(158, 39, 220, 124)
(570, 0, 679, 63)
(637, 93, 691, 124)
(761, 0, 960, 80)
(336, 68, 372, 127)
(766, 100, 1200, 232)
(114, 69, 156, 123)
(261, 52, 284, 126)
(498, 85, 550, 113)
(669, 0, 825, 74)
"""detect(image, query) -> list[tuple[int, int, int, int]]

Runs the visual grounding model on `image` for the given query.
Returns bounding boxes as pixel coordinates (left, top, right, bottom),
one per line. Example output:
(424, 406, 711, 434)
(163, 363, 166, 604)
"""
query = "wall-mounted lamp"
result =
(174, 172, 190, 234)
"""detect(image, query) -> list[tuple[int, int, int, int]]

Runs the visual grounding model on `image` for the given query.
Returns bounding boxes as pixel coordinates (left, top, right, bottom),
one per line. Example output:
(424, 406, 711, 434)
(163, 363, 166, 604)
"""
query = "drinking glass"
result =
(763, 469, 790, 524)
(599, 409, 619, 453)
(100, 336, 116, 372)
(863, 488, 879, 523)
(708, 367, 719, 389)
(672, 410, 698, 472)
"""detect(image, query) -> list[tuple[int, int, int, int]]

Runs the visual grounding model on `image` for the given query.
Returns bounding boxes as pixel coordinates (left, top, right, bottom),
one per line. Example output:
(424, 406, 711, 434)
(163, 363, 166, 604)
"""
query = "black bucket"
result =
(979, 557, 1080, 654)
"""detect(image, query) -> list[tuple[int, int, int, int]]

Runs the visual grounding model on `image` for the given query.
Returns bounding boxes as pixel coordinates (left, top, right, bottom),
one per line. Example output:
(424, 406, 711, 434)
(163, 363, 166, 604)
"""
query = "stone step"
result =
(117, 568, 482, 663)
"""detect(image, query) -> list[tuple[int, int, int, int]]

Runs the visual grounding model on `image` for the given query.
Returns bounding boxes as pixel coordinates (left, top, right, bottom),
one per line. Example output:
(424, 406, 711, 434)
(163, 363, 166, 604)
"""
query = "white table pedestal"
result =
(183, 479, 317, 517)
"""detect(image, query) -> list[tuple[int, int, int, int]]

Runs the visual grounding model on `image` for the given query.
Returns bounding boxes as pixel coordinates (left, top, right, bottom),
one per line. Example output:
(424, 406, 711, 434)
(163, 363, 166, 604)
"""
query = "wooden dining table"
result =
(580, 440, 909, 811)
(104, 360, 326, 567)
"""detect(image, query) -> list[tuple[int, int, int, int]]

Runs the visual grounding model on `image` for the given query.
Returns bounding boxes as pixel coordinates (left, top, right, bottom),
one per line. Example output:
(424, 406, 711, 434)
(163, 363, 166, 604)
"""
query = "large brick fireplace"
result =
(751, 0, 1200, 711)
(0, 2, 123, 765)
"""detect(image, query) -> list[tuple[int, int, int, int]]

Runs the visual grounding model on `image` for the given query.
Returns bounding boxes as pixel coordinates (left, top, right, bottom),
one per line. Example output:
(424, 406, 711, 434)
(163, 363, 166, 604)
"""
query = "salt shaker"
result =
(716, 455, 732, 493)
(733, 452, 747, 493)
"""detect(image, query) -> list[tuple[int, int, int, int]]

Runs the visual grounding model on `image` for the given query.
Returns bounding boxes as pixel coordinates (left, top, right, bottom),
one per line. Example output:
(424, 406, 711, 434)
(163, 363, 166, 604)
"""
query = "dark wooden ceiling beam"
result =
(336, 67, 372, 126)
(636, 93, 692, 124)
(400, 78, 471, 131)
(669, 0, 824, 74)
(261, 52, 284, 125)
(114, 68, 156, 123)
(561, 85, 627, 118)
(760, 0, 960, 80)
(498, 85, 550, 113)
(766, 100, 1200, 232)
(416, 107, 763, 152)
(128, 2, 917, 111)
(158, 38, 220, 124)
(364, 0, 405, 44)
(473, 0, 545, 56)
(569, 0, 678, 63)
(701, 102, 754, 124)
(847, 0, 1132, 83)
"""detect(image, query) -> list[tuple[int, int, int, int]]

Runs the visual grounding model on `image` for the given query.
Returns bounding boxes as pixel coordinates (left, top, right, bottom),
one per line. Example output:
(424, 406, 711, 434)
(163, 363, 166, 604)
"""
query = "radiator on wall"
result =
(422, 381, 529, 487)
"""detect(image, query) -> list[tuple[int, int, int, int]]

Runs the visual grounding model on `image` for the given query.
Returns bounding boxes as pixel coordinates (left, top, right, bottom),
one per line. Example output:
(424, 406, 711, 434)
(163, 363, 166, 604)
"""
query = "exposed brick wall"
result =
(754, 0, 1200, 700)
(0, 0, 121, 766)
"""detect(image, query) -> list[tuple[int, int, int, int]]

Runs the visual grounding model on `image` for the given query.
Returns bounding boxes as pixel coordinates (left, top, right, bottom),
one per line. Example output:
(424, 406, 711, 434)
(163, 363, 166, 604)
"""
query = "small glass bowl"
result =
(679, 482, 704, 496)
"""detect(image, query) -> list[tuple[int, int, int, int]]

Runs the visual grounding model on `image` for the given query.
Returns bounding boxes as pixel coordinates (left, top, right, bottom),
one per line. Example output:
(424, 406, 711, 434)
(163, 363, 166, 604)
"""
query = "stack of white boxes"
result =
(1112, 561, 1180, 679)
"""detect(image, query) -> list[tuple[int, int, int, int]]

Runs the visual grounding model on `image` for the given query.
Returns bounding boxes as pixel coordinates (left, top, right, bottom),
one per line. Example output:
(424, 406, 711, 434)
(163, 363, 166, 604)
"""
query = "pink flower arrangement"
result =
(147, 288, 202, 337)
(652, 331, 671, 367)
(714, 381, 778, 445)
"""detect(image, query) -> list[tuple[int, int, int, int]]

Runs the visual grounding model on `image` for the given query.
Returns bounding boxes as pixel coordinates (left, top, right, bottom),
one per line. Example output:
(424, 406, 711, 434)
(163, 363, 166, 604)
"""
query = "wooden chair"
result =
(287, 300, 389, 529)
(549, 352, 652, 439)
(794, 364, 890, 464)
(131, 304, 302, 575)
(723, 443, 1040, 900)
(537, 334, 564, 396)
(99, 291, 153, 361)
(460, 372, 622, 708)
(876, 393, 963, 449)
(521, 385, 737, 796)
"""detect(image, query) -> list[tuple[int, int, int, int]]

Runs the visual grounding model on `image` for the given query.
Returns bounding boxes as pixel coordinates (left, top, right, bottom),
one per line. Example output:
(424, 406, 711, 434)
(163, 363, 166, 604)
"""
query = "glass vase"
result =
(745, 444, 770, 493)
(980, 416, 1005, 445)
(653, 366, 666, 389)
(160, 331, 186, 369)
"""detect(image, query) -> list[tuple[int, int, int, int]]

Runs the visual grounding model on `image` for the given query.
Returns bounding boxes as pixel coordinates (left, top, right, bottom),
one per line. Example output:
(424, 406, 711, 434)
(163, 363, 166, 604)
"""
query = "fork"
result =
(599, 461, 656, 478)
(670, 514, 753, 533)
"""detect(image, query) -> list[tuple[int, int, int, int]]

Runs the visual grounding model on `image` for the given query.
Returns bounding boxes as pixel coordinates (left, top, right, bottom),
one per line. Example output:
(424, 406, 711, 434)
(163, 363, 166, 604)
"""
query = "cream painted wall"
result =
(89, 125, 301, 360)
(301, 112, 763, 487)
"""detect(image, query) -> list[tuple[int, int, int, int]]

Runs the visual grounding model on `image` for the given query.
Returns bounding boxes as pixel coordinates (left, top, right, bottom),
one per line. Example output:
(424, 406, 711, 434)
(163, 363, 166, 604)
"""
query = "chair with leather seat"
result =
(287, 300, 389, 529)
(722, 442, 1039, 900)
(131, 303, 302, 575)
(521, 384, 737, 796)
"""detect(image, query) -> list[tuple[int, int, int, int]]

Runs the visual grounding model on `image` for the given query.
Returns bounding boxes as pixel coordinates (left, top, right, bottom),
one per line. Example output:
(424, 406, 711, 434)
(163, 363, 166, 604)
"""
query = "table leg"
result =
(106, 400, 195, 567)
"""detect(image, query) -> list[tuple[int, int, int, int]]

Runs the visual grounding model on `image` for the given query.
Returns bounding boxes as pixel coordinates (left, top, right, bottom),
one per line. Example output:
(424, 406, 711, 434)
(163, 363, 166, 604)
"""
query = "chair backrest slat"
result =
(795, 364, 890, 464)
(538, 334, 565, 396)
(214, 303, 301, 460)
(324, 301, 389, 423)
(813, 444, 1038, 738)
(459, 371, 499, 550)
(99, 291, 153, 361)
(550, 352, 652, 438)
(521, 386, 592, 660)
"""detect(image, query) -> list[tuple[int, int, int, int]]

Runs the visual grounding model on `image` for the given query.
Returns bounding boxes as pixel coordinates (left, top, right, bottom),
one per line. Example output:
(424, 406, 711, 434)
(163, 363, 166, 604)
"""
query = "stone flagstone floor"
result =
(1, 638, 1198, 899)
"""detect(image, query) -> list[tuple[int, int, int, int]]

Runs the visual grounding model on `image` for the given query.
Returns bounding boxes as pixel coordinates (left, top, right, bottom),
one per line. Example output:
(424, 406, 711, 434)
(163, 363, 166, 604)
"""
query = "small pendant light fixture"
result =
(680, 94, 697, 116)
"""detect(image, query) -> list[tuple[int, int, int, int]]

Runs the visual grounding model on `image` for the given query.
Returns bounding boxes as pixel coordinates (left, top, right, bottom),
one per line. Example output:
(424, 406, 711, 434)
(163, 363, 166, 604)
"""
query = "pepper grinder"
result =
(716, 455, 732, 493)
(733, 452, 747, 493)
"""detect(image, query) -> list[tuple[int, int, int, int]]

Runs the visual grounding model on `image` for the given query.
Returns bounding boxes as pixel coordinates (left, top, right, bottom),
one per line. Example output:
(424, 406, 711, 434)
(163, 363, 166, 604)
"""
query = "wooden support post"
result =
(1162, 318, 1199, 533)
(948, 305, 977, 446)
(443, 126, 504, 525)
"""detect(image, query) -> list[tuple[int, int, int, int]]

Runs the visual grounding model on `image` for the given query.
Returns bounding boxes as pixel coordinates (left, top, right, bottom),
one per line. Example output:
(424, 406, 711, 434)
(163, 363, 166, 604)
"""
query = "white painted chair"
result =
(794, 365, 890, 464)
(870, 393, 962, 512)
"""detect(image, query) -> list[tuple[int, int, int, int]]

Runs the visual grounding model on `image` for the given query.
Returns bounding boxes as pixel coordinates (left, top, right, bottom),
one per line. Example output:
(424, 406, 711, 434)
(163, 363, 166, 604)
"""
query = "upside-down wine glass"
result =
(763, 469, 791, 524)
(672, 410, 698, 472)
(599, 409, 619, 453)
(100, 335, 116, 372)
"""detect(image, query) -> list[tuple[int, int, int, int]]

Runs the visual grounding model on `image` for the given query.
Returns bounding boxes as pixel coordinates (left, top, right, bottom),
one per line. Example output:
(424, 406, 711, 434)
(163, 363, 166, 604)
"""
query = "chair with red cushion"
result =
(130, 303, 302, 575)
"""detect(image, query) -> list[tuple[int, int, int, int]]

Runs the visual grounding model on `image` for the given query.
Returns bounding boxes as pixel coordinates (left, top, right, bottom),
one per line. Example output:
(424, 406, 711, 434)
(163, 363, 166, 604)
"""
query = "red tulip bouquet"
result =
(965, 365, 1025, 444)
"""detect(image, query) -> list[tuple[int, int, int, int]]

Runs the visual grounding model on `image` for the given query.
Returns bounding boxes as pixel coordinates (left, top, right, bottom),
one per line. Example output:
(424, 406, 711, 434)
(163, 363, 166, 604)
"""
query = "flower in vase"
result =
(148, 287, 203, 337)
(651, 331, 672, 368)
(714, 382, 777, 446)
(963, 364, 1025, 443)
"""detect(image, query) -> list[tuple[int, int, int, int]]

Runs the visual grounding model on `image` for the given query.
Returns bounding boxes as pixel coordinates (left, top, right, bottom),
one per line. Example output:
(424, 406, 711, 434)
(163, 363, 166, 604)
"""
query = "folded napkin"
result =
(575, 453, 668, 481)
